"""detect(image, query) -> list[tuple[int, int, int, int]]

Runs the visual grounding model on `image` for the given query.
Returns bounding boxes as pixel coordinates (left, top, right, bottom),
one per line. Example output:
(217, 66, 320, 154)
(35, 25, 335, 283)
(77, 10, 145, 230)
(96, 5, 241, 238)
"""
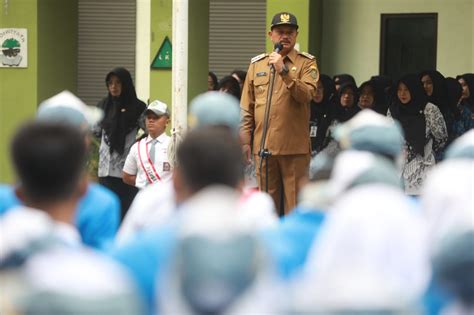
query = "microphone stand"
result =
(258, 64, 277, 193)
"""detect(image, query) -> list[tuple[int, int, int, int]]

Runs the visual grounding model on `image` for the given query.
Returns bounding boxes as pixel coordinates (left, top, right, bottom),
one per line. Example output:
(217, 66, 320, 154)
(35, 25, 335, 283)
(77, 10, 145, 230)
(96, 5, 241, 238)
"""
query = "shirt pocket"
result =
(254, 75, 270, 107)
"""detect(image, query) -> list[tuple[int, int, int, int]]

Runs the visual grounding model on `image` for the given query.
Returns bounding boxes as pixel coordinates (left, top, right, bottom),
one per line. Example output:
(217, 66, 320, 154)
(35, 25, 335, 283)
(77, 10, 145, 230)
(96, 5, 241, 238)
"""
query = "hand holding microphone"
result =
(269, 42, 285, 73)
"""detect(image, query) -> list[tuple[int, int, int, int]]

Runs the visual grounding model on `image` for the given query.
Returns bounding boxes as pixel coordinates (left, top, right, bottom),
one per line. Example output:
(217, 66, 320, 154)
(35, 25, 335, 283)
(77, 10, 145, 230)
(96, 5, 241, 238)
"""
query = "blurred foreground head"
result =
(444, 129, 474, 160)
(162, 233, 266, 315)
(188, 91, 241, 136)
(173, 126, 243, 204)
(36, 90, 103, 130)
(10, 122, 88, 205)
(290, 159, 429, 313)
(421, 130, 474, 250)
(433, 229, 474, 309)
(334, 109, 404, 161)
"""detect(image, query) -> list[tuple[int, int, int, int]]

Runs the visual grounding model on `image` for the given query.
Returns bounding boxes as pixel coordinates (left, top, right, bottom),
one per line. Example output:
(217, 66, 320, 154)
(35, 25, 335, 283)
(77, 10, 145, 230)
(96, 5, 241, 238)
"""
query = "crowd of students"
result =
(309, 72, 473, 196)
(0, 68, 473, 315)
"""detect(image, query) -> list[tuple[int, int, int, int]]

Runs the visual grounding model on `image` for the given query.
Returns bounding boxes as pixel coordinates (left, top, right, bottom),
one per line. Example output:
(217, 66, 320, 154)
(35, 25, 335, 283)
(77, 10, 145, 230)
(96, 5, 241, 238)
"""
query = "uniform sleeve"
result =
(282, 58, 318, 105)
(123, 142, 138, 175)
(75, 183, 120, 250)
(116, 190, 149, 245)
(240, 63, 256, 146)
(427, 104, 448, 154)
(107, 225, 177, 314)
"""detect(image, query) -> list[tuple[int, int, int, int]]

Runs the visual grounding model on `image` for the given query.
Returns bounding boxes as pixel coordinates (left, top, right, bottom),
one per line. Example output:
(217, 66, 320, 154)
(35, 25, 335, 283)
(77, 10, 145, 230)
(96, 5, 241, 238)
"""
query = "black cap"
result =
(270, 12, 298, 30)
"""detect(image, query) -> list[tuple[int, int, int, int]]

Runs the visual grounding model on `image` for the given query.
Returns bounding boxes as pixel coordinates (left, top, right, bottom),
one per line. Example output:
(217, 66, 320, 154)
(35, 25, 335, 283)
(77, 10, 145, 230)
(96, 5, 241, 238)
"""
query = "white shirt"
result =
(123, 133, 172, 188)
(116, 181, 176, 245)
(116, 185, 278, 245)
(237, 188, 278, 230)
(0, 206, 143, 314)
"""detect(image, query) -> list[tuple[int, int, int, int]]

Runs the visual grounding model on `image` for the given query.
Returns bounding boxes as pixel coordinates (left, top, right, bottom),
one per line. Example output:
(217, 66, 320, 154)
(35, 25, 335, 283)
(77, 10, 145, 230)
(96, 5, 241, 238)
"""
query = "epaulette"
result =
(299, 51, 315, 60)
(251, 53, 268, 64)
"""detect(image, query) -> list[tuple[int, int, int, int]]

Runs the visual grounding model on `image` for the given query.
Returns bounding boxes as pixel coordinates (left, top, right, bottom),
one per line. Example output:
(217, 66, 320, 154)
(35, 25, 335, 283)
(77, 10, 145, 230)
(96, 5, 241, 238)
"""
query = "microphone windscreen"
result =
(274, 42, 283, 53)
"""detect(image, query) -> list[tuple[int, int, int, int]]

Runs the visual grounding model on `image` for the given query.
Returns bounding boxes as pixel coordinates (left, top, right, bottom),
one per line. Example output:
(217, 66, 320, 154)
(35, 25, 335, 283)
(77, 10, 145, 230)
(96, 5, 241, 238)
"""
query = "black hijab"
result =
(370, 75, 393, 92)
(310, 74, 336, 151)
(217, 75, 241, 101)
(390, 74, 428, 156)
(420, 70, 449, 114)
(99, 67, 146, 155)
(332, 82, 360, 123)
(445, 77, 463, 119)
(371, 75, 393, 115)
(358, 79, 388, 115)
(208, 71, 219, 91)
(333, 74, 356, 90)
(456, 73, 474, 110)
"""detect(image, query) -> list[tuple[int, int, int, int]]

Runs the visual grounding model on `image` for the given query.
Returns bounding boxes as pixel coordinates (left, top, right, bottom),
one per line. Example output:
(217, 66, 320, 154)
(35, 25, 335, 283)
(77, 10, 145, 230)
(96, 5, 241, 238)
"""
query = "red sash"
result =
(137, 139, 162, 185)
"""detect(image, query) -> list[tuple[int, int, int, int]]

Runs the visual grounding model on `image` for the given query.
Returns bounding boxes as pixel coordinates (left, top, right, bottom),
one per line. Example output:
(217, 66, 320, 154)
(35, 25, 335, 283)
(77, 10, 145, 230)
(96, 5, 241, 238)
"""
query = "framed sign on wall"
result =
(151, 36, 172, 69)
(0, 28, 28, 68)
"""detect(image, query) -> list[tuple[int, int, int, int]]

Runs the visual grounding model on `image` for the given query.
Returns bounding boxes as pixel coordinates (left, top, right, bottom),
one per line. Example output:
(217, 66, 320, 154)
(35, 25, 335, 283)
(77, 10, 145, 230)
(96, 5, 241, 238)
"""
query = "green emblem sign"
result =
(0, 28, 28, 68)
(151, 36, 172, 69)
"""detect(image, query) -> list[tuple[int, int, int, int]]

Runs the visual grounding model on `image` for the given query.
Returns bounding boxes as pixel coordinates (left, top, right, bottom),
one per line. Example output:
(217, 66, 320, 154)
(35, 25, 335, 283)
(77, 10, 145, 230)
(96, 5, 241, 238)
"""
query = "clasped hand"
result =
(268, 52, 284, 73)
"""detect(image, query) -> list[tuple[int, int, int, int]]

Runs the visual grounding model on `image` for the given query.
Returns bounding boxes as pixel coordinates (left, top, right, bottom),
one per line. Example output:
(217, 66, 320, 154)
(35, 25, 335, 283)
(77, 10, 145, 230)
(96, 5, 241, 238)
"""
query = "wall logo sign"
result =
(151, 36, 172, 69)
(0, 28, 28, 68)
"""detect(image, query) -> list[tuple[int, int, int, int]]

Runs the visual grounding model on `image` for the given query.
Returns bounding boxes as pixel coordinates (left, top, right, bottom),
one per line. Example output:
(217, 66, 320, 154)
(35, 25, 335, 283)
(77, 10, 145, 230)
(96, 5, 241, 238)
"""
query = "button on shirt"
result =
(123, 134, 173, 188)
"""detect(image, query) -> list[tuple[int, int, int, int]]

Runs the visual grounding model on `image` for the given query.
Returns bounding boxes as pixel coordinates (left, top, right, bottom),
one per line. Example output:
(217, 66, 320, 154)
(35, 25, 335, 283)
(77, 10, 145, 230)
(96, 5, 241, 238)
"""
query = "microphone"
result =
(270, 42, 283, 73)
(274, 42, 283, 53)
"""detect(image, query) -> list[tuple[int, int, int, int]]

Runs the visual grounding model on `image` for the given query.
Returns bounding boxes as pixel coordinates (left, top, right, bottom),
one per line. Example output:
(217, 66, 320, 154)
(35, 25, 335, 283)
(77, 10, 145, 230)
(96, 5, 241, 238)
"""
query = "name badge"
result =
(256, 72, 267, 77)
(163, 162, 171, 172)
(310, 125, 318, 137)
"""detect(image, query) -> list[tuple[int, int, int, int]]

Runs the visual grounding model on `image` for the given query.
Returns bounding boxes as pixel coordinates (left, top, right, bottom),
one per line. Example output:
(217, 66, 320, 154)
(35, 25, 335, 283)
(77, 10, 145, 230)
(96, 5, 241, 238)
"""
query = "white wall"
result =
(320, 0, 473, 83)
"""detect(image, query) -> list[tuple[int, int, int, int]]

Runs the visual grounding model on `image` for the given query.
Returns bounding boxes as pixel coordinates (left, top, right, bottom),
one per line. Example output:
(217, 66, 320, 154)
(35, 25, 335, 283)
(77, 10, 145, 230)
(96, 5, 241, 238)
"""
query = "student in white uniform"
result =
(116, 92, 277, 245)
(1, 122, 143, 315)
(123, 100, 172, 188)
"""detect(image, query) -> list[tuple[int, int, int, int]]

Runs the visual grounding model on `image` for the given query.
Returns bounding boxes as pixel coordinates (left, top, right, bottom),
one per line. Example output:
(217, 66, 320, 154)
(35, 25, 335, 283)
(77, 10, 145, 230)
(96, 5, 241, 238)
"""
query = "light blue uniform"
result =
(260, 206, 326, 279)
(0, 183, 120, 249)
(108, 222, 177, 314)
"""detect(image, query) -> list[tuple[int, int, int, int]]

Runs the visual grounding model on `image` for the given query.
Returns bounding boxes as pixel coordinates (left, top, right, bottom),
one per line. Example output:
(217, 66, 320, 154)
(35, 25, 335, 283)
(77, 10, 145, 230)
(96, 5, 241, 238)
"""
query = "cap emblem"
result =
(280, 14, 290, 23)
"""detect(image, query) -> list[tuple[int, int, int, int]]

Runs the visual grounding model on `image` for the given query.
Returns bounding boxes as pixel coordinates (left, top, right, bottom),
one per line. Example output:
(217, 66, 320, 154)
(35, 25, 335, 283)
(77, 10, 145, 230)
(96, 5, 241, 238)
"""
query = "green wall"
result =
(0, 0, 38, 183)
(150, 0, 172, 108)
(188, 0, 209, 102)
(308, 0, 323, 63)
(0, 0, 77, 183)
(266, 0, 311, 53)
(321, 0, 474, 83)
(150, 0, 209, 124)
(38, 0, 78, 102)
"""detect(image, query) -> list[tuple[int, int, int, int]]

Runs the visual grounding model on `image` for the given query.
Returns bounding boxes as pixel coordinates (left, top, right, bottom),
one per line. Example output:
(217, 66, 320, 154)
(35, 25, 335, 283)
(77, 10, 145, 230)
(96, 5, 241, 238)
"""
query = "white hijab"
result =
(420, 159, 474, 252)
(291, 184, 430, 311)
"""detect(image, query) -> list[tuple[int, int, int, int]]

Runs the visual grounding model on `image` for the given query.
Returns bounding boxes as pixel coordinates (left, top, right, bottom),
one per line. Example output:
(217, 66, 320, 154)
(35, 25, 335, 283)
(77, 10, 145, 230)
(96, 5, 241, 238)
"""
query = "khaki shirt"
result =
(240, 48, 319, 155)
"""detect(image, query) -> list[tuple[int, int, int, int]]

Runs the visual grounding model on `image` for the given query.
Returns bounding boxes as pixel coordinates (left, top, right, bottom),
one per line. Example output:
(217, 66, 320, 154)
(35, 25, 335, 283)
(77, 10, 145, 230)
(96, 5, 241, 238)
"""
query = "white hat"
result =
(188, 92, 240, 135)
(445, 129, 474, 160)
(333, 109, 404, 158)
(36, 90, 103, 128)
(146, 100, 169, 116)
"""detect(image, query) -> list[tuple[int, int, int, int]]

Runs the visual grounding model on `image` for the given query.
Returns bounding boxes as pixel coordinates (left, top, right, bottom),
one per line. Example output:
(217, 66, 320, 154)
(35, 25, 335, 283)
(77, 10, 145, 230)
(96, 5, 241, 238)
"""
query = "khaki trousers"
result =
(255, 153, 310, 216)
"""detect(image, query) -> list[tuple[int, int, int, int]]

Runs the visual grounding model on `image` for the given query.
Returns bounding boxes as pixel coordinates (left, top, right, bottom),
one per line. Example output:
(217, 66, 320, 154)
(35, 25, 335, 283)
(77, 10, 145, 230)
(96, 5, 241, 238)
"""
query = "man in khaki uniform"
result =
(241, 12, 319, 215)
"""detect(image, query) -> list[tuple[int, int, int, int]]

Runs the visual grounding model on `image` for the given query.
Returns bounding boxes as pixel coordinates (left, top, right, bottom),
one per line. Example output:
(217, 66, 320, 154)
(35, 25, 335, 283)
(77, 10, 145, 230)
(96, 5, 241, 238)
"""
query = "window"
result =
(380, 13, 437, 80)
